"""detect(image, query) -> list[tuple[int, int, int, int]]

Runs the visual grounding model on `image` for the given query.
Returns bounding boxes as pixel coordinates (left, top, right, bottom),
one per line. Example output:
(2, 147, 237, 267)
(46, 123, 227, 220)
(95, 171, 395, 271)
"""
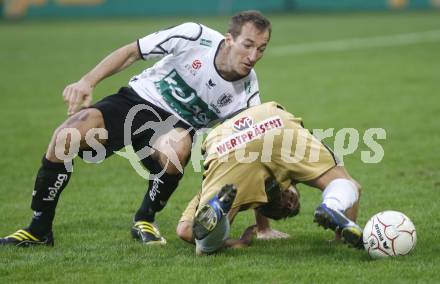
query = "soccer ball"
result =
(363, 210, 417, 259)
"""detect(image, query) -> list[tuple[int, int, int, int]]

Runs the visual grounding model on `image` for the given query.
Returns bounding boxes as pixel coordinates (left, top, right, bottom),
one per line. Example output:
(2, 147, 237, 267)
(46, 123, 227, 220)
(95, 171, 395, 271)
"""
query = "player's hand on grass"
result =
(225, 224, 258, 249)
(63, 79, 93, 116)
(256, 228, 290, 240)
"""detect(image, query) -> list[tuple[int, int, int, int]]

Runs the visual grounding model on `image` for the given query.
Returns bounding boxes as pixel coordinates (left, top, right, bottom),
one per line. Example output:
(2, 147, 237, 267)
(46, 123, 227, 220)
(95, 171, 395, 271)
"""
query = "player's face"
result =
(284, 186, 300, 217)
(225, 22, 270, 77)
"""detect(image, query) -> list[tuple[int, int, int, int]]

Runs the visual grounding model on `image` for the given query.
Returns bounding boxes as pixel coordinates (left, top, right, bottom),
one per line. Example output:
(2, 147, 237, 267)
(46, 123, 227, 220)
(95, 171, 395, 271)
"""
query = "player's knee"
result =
(158, 142, 191, 175)
(176, 221, 194, 243)
(153, 128, 192, 174)
(47, 109, 103, 162)
(46, 125, 83, 162)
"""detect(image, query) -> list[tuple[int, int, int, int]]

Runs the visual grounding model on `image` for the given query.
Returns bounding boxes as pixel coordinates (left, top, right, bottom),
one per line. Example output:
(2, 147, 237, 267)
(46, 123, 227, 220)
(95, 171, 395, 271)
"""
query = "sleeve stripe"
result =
(141, 23, 203, 58)
(247, 91, 260, 107)
(157, 45, 168, 54)
(136, 39, 145, 60)
(149, 51, 167, 55)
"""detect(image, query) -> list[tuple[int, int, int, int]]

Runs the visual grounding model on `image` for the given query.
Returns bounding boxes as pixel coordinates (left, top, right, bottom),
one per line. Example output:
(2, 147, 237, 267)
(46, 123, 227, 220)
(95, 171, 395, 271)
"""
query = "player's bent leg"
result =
(307, 166, 363, 248)
(131, 157, 172, 245)
(133, 128, 193, 244)
(1, 109, 106, 247)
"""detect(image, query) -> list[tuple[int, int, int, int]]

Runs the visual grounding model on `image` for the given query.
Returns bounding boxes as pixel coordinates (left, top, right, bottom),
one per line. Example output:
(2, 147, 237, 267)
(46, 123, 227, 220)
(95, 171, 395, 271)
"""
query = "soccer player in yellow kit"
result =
(176, 101, 363, 254)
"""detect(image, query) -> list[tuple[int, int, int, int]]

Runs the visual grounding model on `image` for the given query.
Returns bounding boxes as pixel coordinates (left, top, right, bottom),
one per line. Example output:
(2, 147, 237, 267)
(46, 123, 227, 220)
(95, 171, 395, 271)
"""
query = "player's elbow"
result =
(176, 221, 194, 244)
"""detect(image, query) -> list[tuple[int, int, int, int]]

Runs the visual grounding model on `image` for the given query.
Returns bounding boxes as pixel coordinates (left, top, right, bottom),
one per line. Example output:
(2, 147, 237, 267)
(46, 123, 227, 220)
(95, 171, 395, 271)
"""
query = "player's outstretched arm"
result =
(224, 215, 290, 249)
(223, 207, 258, 249)
(224, 224, 257, 249)
(63, 41, 141, 116)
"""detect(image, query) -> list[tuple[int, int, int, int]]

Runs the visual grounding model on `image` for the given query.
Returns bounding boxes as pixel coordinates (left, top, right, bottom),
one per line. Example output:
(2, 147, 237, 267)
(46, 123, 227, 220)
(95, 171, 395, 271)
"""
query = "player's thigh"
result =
(66, 108, 105, 139)
(271, 126, 337, 186)
(275, 120, 361, 191)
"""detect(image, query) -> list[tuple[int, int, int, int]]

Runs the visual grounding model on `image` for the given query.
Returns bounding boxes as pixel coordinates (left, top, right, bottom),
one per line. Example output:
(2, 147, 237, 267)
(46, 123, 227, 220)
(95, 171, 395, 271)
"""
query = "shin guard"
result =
(28, 157, 72, 236)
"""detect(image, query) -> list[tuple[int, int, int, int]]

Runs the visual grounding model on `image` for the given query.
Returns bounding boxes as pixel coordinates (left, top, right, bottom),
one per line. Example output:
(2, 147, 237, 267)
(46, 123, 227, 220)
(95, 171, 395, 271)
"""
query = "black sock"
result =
(28, 210, 56, 237)
(28, 156, 72, 237)
(134, 163, 182, 222)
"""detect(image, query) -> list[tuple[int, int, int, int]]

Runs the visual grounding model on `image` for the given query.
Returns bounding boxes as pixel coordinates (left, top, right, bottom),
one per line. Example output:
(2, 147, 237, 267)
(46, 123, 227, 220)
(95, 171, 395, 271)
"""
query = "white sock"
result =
(322, 178, 359, 212)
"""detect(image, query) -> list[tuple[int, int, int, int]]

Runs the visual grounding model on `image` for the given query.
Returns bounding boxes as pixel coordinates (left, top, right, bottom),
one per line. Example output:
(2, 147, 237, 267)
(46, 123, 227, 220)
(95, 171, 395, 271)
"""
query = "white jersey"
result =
(129, 22, 261, 129)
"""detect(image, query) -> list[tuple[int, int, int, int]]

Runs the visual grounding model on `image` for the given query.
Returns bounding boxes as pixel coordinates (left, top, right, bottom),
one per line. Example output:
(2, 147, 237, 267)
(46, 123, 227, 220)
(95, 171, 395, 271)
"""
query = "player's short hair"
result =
(228, 10, 272, 40)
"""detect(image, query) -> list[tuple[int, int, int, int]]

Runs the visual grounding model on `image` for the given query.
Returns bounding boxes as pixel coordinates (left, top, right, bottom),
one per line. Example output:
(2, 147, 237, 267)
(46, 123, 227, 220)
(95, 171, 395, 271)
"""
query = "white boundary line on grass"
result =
(268, 30, 440, 56)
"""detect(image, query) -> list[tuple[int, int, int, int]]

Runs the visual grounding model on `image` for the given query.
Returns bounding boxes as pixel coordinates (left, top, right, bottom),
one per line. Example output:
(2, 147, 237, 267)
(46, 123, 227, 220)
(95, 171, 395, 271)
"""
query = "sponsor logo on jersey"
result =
(206, 79, 216, 89)
(233, 116, 253, 131)
(192, 59, 202, 70)
(156, 69, 219, 127)
(200, 38, 212, 47)
(184, 64, 198, 76)
(210, 103, 221, 114)
(216, 116, 284, 156)
(217, 93, 233, 107)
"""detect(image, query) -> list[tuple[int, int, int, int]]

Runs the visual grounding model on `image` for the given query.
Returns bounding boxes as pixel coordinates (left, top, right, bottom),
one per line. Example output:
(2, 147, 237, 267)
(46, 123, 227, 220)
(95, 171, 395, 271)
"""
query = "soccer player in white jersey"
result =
(0, 11, 283, 247)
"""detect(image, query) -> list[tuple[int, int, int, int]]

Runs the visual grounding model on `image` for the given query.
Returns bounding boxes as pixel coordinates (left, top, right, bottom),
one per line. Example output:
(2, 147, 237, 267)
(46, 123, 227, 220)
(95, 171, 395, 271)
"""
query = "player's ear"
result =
(225, 33, 233, 46)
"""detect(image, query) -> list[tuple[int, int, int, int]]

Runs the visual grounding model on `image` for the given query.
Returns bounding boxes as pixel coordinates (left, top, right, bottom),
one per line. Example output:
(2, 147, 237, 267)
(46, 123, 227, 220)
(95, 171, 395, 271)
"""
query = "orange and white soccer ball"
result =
(363, 211, 417, 259)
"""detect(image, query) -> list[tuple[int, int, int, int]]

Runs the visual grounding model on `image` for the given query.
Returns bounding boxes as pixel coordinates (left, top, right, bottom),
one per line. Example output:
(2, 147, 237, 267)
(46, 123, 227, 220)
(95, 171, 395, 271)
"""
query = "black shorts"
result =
(81, 87, 193, 163)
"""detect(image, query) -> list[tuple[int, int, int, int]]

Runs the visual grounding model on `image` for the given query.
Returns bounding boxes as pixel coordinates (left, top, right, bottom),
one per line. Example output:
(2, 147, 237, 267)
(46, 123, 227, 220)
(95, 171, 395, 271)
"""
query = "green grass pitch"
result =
(0, 10, 439, 283)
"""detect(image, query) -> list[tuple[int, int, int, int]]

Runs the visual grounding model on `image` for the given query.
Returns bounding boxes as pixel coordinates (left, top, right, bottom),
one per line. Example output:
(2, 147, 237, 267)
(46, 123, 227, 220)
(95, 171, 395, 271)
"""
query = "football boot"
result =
(193, 184, 237, 240)
(314, 203, 363, 249)
(0, 229, 54, 247)
(131, 221, 166, 245)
